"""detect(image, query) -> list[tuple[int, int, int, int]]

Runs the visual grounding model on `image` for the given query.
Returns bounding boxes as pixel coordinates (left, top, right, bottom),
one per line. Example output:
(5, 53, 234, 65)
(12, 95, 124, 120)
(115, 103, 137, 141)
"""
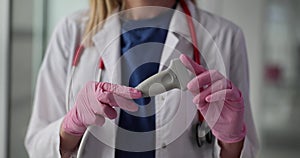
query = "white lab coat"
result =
(25, 0, 259, 157)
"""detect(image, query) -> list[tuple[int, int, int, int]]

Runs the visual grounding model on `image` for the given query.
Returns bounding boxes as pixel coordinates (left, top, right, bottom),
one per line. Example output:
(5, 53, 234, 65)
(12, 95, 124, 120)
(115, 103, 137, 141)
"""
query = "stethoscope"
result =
(67, 1, 213, 155)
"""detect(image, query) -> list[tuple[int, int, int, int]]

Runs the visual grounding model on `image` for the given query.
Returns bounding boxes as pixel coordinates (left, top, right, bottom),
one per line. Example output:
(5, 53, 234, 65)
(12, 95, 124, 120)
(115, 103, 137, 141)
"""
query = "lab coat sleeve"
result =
(25, 17, 73, 158)
(228, 29, 260, 158)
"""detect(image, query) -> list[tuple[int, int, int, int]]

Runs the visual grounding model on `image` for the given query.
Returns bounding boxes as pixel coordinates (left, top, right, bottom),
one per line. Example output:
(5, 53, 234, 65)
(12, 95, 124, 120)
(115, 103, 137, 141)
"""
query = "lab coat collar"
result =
(169, 0, 196, 40)
(92, 0, 197, 51)
(92, 0, 198, 73)
(159, 0, 196, 71)
(92, 9, 122, 84)
(92, 10, 121, 54)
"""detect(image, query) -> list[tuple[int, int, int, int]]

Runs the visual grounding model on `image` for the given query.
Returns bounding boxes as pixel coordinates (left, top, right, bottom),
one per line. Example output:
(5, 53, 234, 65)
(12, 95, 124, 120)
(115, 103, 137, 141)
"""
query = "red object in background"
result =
(265, 64, 282, 83)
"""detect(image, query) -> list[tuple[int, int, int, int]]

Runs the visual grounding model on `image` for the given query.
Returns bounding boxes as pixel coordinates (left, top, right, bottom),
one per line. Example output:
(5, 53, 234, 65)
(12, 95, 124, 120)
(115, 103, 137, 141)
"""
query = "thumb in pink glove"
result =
(62, 81, 142, 136)
(180, 54, 246, 143)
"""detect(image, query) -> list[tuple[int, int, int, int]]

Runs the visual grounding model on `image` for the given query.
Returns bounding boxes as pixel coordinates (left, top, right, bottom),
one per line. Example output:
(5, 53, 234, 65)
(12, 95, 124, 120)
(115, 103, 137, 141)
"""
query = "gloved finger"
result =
(187, 70, 224, 92)
(193, 94, 209, 113)
(199, 79, 231, 99)
(193, 92, 207, 106)
(97, 92, 118, 106)
(189, 90, 198, 96)
(205, 87, 242, 103)
(97, 82, 142, 99)
(192, 79, 229, 105)
(179, 54, 206, 75)
(113, 94, 139, 112)
(91, 100, 118, 119)
(98, 92, 139, 112)
(99, 103, 118, 119)
(110, 94, 139, 112)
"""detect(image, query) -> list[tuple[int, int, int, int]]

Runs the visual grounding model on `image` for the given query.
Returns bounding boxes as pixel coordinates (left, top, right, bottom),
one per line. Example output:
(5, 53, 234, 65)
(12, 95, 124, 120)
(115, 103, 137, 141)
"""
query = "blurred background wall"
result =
(0, 0, 10, 157)
(1, 0, 300, 157)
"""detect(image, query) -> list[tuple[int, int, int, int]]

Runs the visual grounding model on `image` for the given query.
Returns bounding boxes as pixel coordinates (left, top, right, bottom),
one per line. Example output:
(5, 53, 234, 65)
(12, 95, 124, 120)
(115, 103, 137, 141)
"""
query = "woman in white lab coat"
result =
(25, 0, 259, 157)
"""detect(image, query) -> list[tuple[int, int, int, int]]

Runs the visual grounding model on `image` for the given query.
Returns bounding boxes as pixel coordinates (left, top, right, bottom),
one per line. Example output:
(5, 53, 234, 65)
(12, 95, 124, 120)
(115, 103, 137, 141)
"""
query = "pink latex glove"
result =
(180, 54, 246, 143)
(62, 82, 142, 136)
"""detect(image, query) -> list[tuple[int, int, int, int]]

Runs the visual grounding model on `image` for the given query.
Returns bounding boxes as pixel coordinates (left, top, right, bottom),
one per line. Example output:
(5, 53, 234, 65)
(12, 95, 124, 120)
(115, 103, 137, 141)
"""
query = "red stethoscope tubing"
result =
(180, 0, 204, 122)
(71, 0, 204, 122)
(180, 0, 201, 65)
(72, 45, 105, 69)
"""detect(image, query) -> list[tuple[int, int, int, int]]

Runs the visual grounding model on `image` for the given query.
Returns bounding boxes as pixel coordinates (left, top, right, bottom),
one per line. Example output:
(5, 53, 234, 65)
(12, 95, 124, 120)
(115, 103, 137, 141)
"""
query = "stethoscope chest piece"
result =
(196, 122, 213, 147)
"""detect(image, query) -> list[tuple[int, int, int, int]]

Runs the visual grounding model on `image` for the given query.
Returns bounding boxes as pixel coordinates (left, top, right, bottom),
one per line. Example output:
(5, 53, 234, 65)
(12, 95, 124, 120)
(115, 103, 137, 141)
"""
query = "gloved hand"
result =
(62, 81, 142, 136)
(180, 54, 246, 143)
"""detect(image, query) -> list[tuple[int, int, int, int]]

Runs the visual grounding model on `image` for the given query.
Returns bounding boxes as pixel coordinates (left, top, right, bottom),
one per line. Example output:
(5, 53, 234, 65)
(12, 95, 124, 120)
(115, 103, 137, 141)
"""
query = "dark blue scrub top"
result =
(115, 5, 175, 158)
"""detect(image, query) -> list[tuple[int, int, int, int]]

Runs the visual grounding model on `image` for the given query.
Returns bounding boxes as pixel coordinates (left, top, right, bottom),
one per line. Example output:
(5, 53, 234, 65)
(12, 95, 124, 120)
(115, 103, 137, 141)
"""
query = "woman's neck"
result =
(124, 0, 177, 20)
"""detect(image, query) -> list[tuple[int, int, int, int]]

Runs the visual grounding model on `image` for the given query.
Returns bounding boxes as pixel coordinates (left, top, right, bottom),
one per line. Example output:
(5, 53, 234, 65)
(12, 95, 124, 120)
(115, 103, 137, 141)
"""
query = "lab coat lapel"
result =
(90, 11, 121, 156)
(159, 32, 179, 71)
(155, 0, 197, 151)
(159, 2, 194, 71)
(92, 12, 122, 85)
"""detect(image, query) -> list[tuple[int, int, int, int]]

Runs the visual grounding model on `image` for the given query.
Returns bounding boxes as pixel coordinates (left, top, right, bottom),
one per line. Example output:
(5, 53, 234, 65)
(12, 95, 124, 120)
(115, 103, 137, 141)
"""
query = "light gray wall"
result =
(32, 0, 88, 86)
(12, 0, 33, 31)
(9, 0, 34, 157)
(46, 0, 88, 41)
(0, 0, 9, 157)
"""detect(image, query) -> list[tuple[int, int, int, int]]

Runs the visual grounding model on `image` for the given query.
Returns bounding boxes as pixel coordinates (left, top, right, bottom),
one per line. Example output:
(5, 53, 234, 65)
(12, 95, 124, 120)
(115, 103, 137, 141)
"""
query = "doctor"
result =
(25, 0, 259, 157)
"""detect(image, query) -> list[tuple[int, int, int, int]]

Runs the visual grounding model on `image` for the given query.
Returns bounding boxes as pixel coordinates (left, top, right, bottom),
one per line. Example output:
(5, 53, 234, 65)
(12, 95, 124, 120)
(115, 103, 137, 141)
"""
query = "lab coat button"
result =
(162, 143, 167, 149)
(161, 96, 165, 101)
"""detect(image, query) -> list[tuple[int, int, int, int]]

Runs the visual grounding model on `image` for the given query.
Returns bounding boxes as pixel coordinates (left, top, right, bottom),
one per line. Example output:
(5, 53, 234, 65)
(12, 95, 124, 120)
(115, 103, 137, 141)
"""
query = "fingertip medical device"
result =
(135, 59, 195, 97)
